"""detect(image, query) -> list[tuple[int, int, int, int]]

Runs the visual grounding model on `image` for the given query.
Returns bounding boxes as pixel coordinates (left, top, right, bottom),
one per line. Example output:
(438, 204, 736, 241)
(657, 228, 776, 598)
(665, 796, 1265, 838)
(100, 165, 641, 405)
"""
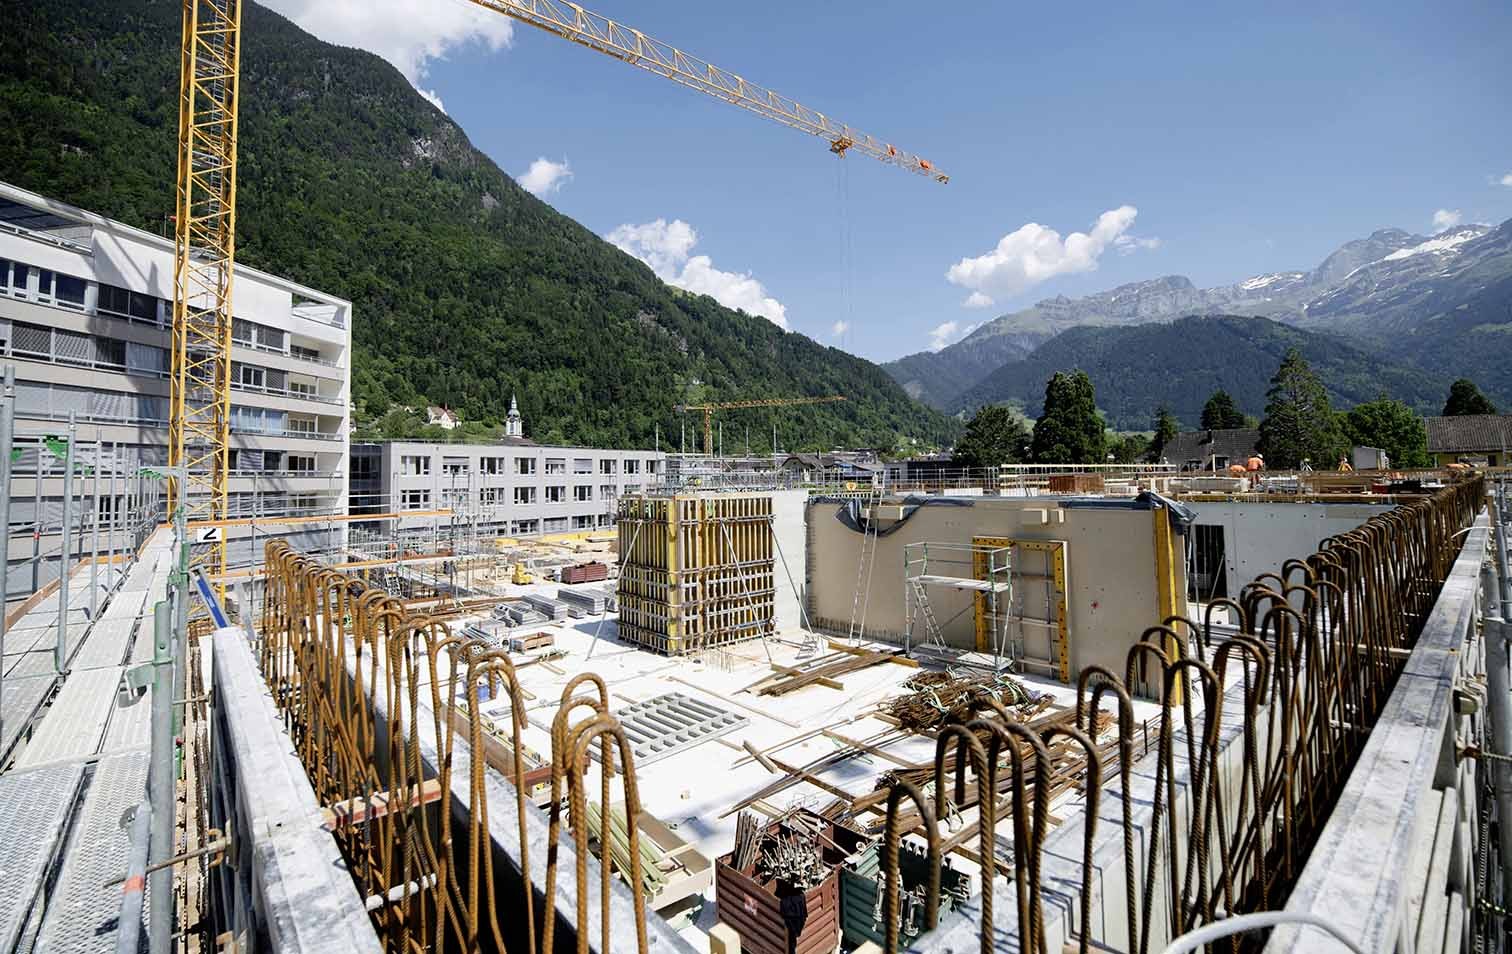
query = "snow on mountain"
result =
(1238, 271, 1307, 292)
(1381, 226, 1491, 263)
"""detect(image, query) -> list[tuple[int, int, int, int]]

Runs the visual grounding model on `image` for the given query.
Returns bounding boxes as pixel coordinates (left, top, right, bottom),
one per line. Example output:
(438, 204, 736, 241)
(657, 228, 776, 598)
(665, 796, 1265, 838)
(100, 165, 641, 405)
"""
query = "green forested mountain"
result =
(952, 315, 1449, 430)
(0, 0, 957, 450)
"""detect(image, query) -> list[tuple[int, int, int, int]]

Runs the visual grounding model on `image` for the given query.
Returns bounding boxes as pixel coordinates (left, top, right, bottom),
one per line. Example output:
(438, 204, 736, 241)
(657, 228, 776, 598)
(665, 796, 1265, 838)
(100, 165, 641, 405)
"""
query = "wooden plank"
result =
(321, 778, 444, 831)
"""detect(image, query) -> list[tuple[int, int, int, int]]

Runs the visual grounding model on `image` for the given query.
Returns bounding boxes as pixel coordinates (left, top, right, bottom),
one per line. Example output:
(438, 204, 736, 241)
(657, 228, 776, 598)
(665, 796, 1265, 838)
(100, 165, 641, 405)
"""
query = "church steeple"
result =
(505, 393, 524, 439)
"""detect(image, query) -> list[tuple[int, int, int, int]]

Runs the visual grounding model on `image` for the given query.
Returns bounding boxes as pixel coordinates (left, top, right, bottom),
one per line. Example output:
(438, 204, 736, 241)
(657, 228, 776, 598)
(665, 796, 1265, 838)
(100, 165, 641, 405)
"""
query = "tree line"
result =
(953, 348, 1498, 470)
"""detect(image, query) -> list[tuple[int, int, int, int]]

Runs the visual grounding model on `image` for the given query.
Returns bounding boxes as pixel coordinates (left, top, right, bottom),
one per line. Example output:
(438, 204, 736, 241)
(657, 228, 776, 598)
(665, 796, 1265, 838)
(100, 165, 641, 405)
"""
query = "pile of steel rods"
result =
(884, 670, 1045, 731)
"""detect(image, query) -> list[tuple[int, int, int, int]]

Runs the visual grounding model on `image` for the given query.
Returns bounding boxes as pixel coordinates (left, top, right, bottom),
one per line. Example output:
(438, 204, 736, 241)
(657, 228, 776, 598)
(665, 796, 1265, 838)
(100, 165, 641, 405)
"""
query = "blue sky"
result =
(265, 0, 1512, 362)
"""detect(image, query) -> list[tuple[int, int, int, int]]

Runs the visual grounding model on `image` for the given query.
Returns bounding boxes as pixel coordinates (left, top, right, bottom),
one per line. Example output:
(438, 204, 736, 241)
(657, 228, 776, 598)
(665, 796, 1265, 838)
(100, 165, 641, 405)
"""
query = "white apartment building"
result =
(0, 181, 351, 597)
(353, 399, 664, 540)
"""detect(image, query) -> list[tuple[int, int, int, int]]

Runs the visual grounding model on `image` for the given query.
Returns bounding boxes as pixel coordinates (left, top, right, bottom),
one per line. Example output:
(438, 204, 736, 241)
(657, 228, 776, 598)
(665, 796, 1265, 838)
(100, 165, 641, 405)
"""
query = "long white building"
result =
(0, 181, 351, 599)
(352, 399, 663, 541)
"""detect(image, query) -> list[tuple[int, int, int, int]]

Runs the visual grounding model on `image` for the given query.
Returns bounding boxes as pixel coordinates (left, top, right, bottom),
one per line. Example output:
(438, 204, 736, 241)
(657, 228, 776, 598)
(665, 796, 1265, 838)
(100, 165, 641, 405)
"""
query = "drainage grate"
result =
(603, 692, 747, 767)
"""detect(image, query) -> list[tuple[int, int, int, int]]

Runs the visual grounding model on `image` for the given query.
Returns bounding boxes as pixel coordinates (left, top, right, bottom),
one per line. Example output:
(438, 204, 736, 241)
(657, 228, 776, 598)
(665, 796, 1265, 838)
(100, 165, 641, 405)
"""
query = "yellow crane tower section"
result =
(676, 396, 847, 456)
(170, 0, 243, 621)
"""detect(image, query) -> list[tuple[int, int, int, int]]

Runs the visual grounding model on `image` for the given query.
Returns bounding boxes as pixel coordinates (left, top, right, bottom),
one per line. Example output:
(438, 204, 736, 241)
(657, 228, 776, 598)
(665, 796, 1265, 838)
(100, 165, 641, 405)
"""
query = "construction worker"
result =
(1246, 453, 1264, 473)
(1338, 455, 1353, 473)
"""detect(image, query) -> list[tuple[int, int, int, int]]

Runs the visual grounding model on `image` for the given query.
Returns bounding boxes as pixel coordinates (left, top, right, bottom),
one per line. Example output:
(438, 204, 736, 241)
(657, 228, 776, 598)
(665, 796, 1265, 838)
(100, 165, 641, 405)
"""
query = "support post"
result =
(0, 367, 13, 743)
(148, 598, 174, 954)
(171, 506, 188, 737)
(55, 413, 76, 672)
(90, 439, 101, 618)
(32, 438, 43, 592)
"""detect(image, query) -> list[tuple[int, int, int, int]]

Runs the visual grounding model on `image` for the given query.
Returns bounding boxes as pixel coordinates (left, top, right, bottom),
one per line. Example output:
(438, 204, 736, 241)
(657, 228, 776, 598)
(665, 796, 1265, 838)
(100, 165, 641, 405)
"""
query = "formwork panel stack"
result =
(617, 492, 776, 655)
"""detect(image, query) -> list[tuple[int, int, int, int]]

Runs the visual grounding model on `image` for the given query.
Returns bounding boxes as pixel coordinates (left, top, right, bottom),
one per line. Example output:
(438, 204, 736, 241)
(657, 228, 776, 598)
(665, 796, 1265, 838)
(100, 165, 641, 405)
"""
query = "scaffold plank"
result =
(35, 750, 149, 954)
(14, 667, 123, 769)
(72, 618, 138, 671)
(0, 762, 85, 953)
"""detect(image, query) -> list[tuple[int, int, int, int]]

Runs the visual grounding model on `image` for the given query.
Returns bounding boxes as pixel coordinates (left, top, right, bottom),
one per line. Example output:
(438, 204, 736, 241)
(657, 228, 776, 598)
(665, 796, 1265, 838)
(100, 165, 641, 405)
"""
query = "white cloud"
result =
(1499, 173, 1512, 187)
(517, 157, 573, 197)
(607, 219, 788, 329)
(946, 206, 1150, 305)
(830, 320, 850, 337)
(962, 291, 995, 309)
(1432, 208, 1463, 231)
(1115, 234, 1163, 255)
(259, 0, 513, 112)
(927, 320, 979, 352)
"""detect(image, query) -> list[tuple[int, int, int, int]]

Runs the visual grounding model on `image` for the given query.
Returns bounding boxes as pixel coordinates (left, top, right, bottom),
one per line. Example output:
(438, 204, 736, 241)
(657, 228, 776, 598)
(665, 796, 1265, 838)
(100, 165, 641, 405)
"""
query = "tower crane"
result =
(676, 396, 846, 456)
(170, 0, 941, 622)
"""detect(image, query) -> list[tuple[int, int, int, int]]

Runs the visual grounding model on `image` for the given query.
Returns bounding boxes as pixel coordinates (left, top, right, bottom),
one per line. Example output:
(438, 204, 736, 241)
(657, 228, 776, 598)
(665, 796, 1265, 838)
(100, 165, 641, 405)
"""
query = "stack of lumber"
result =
(743, 643, 914, 697)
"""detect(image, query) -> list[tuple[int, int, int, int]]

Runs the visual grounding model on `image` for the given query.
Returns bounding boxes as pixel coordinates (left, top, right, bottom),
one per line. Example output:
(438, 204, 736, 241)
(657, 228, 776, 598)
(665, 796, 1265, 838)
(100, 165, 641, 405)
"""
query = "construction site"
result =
(2, 2, 1511, 954)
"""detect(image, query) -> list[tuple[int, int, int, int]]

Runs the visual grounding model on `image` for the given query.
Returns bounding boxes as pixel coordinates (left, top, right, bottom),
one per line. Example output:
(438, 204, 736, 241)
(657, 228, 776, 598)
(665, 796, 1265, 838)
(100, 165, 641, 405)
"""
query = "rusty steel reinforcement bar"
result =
(257, 540, 695, 954)
(875, 477, 1483, 953)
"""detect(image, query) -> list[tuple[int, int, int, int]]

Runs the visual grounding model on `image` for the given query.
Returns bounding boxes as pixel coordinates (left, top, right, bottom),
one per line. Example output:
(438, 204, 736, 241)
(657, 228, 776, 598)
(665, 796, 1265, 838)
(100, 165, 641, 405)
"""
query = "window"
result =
(287, 455, 316, 474)
(625, 459, 641, 475)
(290, 344, 321, 362)
(4, 261, 29, 297)
(545, 485, 566, 503)
(646, 460, 660, 475)
(513, 486, 537, 505)
(480, 487, 503, 508)
(573, 458, 593, 474)
(624, 485, 642, 494)
(288, 381, 317, 398)
(54, 274, 86, 308)
(442, 457, 469, 477)
(236, 364, 265, 389)
(573, 486, 592, 502)
(515, 457, 536, 475)
(0, 259, 14, 296)
(545, 457, 566, 475)
(480, 456, 506, 475)
(512, 519, 539, 535)
(543, 517, 569, 533)
(290, 493, 318, 514)
(401, 489, 431, 510)
(441, 488, 468, 510)
(598, 514, 614, 528)
(599, 484, 615, 500)
(400, 455, 431, 476)
(572, 515, 594, 530)
(288, 417, 317, 435)
(98, 283, 160, 323)
(599, 459, 617, 475)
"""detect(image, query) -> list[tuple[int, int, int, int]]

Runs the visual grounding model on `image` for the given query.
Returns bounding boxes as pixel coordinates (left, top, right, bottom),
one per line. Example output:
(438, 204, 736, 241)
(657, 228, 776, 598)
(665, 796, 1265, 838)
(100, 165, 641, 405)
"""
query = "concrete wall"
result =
(806, 496, 1186, 683)
(1184, 500, 1394, 595)
(770, 489, 807, 633)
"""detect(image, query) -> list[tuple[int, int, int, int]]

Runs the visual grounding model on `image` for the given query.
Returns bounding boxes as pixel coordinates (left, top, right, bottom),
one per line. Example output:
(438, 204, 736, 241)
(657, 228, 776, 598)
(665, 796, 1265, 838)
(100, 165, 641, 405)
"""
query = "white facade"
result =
(0, 181, 352, 595)
(353, 440, 664, 538)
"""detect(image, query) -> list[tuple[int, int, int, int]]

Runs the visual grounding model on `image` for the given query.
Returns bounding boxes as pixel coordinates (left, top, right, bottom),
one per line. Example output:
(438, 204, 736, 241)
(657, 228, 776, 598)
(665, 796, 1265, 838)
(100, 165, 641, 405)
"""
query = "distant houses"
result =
(1425, 414, 1512, 467)
(1159, 428, 1261, 472)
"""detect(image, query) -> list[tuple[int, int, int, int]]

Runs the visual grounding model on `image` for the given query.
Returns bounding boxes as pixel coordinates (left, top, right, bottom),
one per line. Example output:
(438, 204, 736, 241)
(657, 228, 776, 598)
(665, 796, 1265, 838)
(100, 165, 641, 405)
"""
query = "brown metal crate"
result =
(562, 562, 608, 584)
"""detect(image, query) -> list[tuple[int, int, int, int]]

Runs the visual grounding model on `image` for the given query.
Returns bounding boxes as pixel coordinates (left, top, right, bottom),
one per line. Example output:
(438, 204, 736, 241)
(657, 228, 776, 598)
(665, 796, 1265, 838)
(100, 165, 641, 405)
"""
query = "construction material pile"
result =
(884, 670, 1047, 731)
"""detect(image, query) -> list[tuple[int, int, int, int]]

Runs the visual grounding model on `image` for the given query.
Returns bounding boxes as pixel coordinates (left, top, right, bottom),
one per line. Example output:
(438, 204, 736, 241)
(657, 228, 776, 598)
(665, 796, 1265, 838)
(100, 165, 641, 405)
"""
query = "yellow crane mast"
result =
(170, 0, 939, 621)
(676, 396, 847, 456)
(170, 0, 243, 620)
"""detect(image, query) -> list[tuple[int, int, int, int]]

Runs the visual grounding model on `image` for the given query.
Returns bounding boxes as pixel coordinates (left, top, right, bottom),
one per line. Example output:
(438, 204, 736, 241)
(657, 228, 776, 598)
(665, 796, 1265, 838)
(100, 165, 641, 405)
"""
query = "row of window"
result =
(2, 319, 331, 399)
(0, 255, 335, 364)
(400, 454, 659, 477)
(400, 486, 634, 510)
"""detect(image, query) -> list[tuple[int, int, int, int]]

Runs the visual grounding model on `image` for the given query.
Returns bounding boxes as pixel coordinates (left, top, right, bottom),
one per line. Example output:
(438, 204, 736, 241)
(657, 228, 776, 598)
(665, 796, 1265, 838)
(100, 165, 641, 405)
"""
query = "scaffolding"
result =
(903, 541, 1013, 670)
(616, 493, 776, 655)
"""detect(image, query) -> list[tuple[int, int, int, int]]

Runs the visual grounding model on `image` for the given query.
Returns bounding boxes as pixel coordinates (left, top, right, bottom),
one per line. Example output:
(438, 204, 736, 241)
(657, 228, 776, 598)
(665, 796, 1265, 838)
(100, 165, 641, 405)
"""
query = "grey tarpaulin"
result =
(1054, 490, 1198, 534)
(822, 495, 976, 537)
